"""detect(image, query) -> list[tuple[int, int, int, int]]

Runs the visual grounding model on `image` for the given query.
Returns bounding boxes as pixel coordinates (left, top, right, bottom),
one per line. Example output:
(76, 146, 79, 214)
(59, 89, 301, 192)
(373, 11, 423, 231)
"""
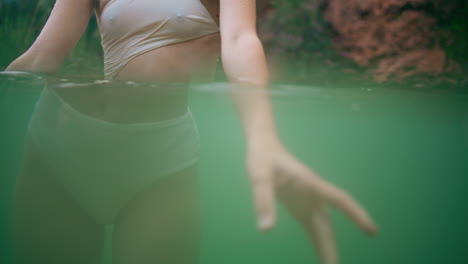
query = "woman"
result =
(6, 0, 377, 264)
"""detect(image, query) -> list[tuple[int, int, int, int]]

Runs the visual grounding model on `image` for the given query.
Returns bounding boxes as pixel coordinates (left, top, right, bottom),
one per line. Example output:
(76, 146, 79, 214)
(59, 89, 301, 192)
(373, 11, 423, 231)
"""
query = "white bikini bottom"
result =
(27, 86, 200, 224)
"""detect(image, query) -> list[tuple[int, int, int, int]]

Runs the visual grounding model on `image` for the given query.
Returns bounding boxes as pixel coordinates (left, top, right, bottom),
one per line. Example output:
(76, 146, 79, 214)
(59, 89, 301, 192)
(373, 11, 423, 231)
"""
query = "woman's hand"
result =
(218, 2, 377, 261)
(247, 139, 377, 264)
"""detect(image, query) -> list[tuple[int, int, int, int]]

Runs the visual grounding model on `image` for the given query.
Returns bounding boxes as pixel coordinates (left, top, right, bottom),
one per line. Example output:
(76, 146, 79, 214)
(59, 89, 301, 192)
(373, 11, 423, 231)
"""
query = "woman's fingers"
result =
(278, 186, 338, 264)
(251, 178, 276, 231)
(304, 175, 377, 235)
(305, 202, 338, 264)
(287, 160, 377, 235)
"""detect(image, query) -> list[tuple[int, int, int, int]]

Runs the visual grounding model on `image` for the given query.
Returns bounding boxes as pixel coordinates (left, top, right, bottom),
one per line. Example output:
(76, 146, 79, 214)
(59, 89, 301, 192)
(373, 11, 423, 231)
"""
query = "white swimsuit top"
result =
(97, 0, 220, 79)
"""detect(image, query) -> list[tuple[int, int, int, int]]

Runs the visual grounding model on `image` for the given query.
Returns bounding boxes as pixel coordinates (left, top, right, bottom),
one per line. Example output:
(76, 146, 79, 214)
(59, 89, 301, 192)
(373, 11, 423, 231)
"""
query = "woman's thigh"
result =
(12, 136, 104, 264)
(112, 164, 201, 264)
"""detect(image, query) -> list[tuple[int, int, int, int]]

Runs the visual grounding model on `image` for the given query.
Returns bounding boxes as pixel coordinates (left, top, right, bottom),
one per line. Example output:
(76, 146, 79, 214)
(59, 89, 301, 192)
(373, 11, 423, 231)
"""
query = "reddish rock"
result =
(324, 0, 454, 81)
(374, 48, 446, 81)
(257, 0, 461, 81)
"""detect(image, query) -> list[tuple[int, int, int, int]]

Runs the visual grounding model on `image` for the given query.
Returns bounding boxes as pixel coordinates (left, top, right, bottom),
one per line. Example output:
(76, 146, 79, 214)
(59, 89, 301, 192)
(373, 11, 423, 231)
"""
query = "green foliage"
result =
(261, 0, 333, 59)
(410, 0, 468, 70)
(0, 0, 50, 68)
(437, 2, 468, 69)
(258, 0, 344, 81)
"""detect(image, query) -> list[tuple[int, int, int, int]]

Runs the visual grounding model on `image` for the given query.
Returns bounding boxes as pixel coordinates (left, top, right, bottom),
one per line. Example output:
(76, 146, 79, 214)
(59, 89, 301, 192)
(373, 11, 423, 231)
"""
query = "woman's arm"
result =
(220, 2, 376, 263)
(219, 0, 277, 149)
(6, 0, 94, 73)
(219, 0, 283, 229)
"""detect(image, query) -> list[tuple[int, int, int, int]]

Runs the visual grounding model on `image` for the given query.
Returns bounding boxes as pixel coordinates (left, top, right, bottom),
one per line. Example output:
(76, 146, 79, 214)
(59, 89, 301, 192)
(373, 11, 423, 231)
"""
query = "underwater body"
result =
(0, 73, 467, 264)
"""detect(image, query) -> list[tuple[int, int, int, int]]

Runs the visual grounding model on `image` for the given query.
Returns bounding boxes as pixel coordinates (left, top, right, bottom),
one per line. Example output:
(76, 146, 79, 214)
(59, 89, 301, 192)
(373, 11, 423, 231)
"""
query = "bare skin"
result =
(7, 0, 378, 263)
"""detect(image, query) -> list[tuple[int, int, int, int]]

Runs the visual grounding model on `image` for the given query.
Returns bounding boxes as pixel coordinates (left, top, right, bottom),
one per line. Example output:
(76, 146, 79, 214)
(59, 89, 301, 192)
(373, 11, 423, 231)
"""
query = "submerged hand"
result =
(247, 140, 377, 264)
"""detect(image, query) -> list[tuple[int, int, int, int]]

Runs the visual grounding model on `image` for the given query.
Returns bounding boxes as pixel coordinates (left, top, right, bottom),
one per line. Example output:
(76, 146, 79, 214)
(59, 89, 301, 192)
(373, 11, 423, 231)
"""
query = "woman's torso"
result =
(54, 0, 221, 123)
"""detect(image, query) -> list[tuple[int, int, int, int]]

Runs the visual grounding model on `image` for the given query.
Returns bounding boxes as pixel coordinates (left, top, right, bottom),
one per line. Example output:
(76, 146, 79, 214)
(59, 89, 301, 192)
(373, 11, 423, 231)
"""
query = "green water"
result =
(1, 75, 467, 264)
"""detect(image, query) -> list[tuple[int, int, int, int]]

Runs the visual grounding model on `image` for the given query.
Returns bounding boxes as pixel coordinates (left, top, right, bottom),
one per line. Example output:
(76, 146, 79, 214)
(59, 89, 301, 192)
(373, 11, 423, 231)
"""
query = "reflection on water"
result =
(1, 72, 468, 264)
(49, 79, 190, 123)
